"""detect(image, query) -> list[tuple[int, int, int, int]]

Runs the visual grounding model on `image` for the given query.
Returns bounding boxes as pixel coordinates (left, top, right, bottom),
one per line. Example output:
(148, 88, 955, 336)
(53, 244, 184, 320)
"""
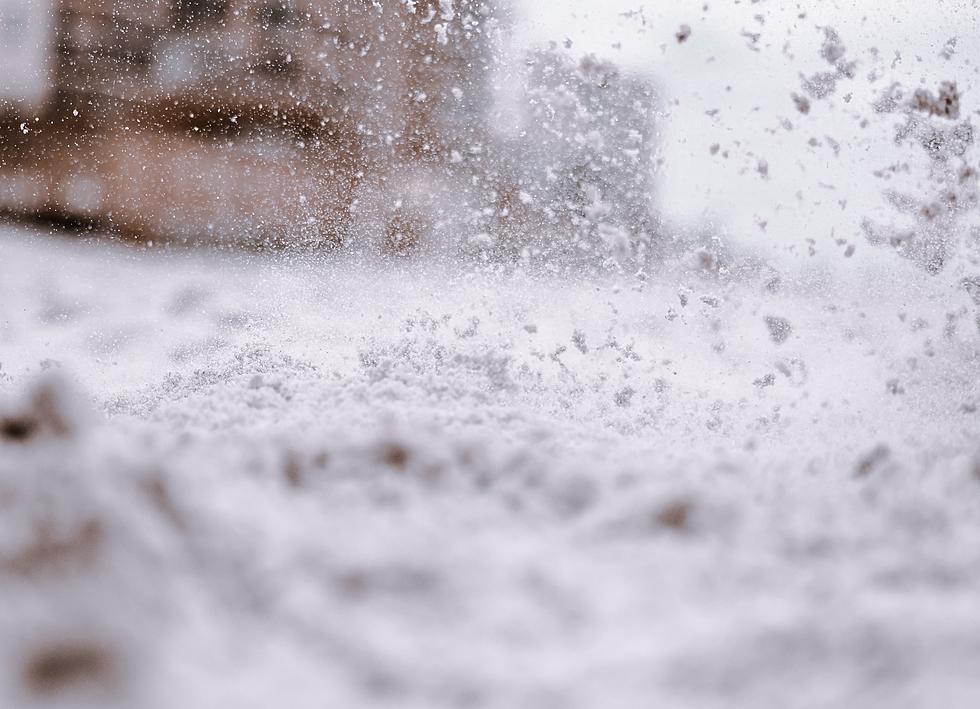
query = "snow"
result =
(1, 224, 978, 707)
(2, 1, 980, 704)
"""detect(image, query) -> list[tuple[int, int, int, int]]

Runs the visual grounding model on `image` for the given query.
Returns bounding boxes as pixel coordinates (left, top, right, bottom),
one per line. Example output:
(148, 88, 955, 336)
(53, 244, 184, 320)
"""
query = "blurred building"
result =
(0, 0, 504, 247)
(461, 47, 660, 268)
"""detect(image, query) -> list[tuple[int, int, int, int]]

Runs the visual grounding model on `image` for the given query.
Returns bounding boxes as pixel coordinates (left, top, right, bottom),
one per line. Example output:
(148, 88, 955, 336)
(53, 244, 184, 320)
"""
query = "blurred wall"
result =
(0, 0, 54, 112)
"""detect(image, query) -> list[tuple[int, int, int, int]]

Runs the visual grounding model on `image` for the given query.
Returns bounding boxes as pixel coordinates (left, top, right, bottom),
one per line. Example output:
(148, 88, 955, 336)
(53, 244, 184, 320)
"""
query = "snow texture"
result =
(1, 224, 978, 708)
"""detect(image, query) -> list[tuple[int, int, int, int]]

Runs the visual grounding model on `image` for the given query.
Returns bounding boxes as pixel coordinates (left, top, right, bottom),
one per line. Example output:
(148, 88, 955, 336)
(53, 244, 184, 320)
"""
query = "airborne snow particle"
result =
(675, 24, 692, 43)
(819, 27, 847, 65)
(613, 387, 635, 407)
(764, 316, 792, 344)
(435, 23, 449, 45)
(940, 37, 958, 60)
(886, 378, 905, 395)
(800, 71, 838, 99)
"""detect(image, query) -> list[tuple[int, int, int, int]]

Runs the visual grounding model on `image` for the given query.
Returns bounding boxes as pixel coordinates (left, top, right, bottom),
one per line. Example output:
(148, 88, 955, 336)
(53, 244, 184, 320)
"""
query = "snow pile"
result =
(1, 225, 980, 707)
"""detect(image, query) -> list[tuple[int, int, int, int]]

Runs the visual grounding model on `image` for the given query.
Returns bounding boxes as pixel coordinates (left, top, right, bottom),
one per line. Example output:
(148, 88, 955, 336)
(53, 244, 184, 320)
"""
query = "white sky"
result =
(514, 0, 980, 271)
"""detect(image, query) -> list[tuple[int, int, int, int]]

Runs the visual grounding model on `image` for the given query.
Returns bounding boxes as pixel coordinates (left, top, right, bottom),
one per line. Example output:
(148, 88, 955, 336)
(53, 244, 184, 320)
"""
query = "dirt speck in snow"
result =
(23, 642, 116, 696)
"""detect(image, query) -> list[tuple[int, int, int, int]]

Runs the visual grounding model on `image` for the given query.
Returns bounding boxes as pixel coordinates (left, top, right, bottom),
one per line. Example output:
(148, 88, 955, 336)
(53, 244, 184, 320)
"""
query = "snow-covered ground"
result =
(1, 223, 978, 707)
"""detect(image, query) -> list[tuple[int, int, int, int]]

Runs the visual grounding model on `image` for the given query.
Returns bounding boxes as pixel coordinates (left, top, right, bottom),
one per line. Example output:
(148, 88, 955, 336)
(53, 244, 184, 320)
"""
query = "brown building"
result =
(0, 0, 504, 249)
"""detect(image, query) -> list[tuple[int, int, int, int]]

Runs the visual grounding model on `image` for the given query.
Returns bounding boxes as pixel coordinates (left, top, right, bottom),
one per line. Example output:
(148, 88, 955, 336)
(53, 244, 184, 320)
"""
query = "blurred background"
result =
(0, 0, 506, 249)
(0, 0, 661, 266)
(1, 0, 977, 280)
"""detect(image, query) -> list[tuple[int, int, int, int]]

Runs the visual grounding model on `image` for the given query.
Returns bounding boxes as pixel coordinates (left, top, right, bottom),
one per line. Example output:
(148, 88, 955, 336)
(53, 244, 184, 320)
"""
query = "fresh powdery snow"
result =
(1, 223, 979, 708)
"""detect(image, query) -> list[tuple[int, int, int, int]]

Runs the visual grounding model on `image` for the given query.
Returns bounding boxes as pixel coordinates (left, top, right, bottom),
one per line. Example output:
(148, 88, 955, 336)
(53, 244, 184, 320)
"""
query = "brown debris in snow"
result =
(23, 642, 116, 696)
(910, 81, 960, 120)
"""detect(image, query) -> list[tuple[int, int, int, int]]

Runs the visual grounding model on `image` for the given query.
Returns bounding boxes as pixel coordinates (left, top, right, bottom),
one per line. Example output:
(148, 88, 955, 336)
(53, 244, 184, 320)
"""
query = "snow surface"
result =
(1, 223, 979, 707)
